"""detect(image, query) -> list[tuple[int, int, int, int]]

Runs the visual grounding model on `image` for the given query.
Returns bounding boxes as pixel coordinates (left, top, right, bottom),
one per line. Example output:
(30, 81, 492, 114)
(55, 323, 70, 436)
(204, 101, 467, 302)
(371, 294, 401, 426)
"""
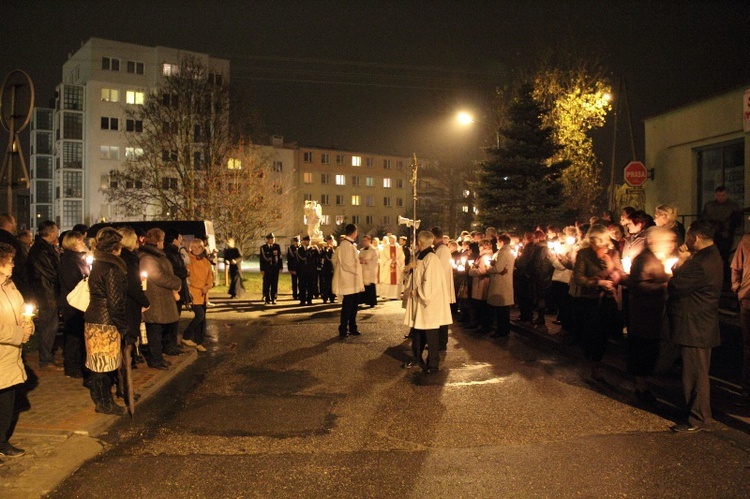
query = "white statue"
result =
(304, 200, 324, 244)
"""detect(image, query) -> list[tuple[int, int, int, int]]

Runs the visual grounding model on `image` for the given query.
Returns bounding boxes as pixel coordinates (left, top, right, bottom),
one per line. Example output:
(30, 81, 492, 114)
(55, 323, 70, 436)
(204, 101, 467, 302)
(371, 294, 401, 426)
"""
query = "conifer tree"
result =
(475, 83, 568, 232)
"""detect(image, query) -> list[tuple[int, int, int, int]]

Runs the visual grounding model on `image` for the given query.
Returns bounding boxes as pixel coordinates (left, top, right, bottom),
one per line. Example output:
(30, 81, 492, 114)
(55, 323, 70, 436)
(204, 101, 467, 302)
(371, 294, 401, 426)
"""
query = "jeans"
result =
(183, 305, 206, 344)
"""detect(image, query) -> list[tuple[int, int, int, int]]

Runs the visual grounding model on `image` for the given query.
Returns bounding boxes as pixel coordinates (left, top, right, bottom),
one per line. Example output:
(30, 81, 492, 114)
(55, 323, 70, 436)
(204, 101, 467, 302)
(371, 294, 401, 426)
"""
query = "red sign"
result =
(623, 161, 648, 187)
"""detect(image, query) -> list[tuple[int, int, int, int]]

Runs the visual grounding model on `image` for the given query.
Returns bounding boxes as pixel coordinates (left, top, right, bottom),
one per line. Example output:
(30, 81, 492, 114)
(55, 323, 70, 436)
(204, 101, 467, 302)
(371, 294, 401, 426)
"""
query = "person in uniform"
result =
(297, 236, 318, 305)
(359, 234, 379, 307)
(320, 235, 336, 303)
(259, 233, 283, 304)
(286, 237, 300, 301)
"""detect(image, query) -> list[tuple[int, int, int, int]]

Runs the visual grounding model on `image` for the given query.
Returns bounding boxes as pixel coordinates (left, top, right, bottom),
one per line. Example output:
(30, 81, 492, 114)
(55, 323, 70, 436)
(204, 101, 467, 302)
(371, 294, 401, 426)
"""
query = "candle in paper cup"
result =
(566, 236, 577, 246)
(621, 257, 632, 274)
(664, 257, 679, 275)
(86, 255, 94, 267)
(22, 304, 35, 322)
(141, 271, 148, 290)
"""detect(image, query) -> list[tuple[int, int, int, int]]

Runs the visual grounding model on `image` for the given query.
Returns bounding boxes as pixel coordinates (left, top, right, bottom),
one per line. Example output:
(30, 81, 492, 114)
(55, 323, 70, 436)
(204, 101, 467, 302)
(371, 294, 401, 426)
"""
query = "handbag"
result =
(67, 276, 90, 312)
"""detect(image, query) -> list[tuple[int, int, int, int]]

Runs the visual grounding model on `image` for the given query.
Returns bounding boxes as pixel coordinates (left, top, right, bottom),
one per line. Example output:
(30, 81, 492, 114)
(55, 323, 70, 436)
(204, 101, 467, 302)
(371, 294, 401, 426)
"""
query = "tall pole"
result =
(410, 153, 419, 252)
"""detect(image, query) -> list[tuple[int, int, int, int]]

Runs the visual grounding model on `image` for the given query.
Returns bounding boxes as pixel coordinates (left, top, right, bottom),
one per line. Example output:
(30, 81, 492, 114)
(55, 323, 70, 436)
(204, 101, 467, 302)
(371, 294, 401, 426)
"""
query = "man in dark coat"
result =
(27, 220, 61, 370)
(0, 214, 30, 298)
(667, 220, 723, 432)
(163, 230, 189, 355)
(296, 236, 318, 305)
(286, 237, 300, 300)
(259, 233, 283, 304)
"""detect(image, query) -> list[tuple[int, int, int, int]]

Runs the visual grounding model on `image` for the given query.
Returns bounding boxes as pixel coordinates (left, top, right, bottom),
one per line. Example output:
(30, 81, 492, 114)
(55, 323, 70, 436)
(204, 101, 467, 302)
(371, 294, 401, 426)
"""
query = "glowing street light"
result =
(457, 111, 474, 126)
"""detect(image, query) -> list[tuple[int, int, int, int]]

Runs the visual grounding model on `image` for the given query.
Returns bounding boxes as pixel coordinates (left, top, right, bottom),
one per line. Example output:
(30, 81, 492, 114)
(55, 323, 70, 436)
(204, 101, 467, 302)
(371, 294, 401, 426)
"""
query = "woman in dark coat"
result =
(83, 228, 129, 415)
(58, 231, 89, 378)
(223, 238, 244, 299)
(573, 224, 623, 381)
(626, 226, 677, 401)
(116, 227, 150, 367)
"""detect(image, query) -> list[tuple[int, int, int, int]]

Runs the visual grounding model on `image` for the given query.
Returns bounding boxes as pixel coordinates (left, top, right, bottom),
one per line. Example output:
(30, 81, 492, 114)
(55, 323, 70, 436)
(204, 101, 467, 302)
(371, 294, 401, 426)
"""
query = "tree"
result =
(475, 83, 568, 232)
(105, 55, 230, 220)
(203, 141, 293, 256)
(532, 63, 612, 218)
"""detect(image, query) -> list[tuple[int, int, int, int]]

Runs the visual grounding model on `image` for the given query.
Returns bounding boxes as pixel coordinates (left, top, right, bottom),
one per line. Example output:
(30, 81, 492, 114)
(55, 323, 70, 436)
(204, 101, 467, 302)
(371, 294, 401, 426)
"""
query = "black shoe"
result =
(95, 402, 126, 416)
(635, 390, 658, 404)
(272, 300, 277, 304)
(423, 367, 440, 374)
(670, 423, 703, 433)
(148, 362, 169, 370)
(339, 333, 348, 339)
(0, 443, 25, 458)
(348, 331, 361, 336)
(402, 360, 424, 369)
(490, 332, 509, 338)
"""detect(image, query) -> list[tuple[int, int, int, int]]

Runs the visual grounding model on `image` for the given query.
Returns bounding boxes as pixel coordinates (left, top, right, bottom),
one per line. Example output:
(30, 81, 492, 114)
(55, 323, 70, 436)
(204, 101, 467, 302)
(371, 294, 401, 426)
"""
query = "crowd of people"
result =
(0, 215, 216, 458)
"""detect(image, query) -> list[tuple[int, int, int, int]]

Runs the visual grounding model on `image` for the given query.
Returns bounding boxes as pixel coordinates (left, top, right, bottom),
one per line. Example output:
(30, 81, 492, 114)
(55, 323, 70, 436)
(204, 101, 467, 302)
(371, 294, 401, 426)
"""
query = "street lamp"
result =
(456, 111, 499, 149)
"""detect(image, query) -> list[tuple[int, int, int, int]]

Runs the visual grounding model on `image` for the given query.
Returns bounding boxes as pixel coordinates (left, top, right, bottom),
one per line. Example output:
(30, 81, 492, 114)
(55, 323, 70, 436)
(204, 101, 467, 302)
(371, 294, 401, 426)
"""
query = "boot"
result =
(94, 376, 125, 416)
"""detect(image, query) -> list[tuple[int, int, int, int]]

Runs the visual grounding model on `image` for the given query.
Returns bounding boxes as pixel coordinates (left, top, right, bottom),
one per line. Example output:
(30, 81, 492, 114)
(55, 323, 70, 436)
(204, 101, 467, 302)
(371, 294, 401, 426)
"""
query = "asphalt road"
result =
(50, 300, 750, 498)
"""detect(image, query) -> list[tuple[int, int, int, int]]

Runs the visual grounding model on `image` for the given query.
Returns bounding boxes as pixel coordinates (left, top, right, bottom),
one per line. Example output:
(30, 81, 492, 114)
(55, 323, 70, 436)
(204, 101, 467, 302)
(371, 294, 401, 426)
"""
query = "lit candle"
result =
(566, 236, 577, 246)
(86, 255, 94, 269)
(664, 257, 679, 275)
(141, 271, 148, 290)
(22, 304, 35, 322)
(483, 255, 491, 266)
(621, 257, 632, 274)
(457, 264, 465, 272)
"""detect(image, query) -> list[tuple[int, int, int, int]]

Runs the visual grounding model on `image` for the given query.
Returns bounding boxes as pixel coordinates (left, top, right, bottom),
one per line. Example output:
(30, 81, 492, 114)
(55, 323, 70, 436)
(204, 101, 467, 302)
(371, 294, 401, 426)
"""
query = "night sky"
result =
(2, 0, 749, 167)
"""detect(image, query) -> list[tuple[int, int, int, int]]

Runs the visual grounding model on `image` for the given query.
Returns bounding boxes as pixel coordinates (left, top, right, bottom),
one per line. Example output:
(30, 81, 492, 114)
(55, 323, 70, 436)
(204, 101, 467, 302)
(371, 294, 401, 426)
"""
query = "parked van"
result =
(86, 220, 217, 252)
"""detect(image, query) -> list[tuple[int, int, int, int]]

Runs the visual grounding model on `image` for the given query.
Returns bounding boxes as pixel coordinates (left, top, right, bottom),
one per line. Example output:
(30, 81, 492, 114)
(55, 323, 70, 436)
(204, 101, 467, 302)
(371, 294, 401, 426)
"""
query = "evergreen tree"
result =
(476, 83, 568, 232)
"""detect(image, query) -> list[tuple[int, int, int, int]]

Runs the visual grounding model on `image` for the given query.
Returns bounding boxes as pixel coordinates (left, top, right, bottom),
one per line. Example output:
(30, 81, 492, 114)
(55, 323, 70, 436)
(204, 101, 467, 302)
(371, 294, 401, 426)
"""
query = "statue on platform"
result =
(304, 200, 324, 245)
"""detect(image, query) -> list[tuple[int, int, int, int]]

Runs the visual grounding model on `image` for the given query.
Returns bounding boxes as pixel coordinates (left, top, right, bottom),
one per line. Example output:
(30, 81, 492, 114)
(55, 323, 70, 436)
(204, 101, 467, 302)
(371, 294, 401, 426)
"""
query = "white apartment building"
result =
(29, 37, 229, 230)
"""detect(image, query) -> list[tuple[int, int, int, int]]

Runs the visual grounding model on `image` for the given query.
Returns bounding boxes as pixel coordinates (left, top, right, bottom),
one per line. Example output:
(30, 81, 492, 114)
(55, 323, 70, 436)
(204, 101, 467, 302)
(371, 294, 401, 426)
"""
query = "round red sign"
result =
(623, 161, 647, 187)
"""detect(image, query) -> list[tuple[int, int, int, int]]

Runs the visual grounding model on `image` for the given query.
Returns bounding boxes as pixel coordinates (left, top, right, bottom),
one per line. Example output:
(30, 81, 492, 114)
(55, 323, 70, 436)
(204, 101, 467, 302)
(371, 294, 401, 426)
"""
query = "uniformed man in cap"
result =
(259, 233, 283, 304)
(320, 235, 336, 303)
(286, 237, 300, 300)
(297, 236, 318, 305)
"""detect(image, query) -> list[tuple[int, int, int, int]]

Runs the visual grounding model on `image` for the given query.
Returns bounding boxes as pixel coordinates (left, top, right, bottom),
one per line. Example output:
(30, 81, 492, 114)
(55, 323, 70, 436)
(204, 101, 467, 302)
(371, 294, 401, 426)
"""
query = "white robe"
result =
(359, 246, 379, 285)
(379, 242, 404, 299)
(332, 237, 364, 296)
(403, 251, 452, 329)
(434, 243, 456, 305)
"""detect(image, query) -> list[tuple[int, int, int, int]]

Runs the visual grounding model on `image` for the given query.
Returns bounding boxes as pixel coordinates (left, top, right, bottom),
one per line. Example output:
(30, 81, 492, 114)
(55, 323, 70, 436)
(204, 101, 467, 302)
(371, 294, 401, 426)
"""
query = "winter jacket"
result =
(164, 243, 189, 305)
(84, 250, 129, 339)
(0, 228, 30, 299)
(58, 250, 89, 319)
(0, 276, 28, 390)
(486, 245, 515, 307)
(139, 244, 181, 324)
(120, 248, 150, 344)
(625, 249, 670, 339)
(27, 236, 60, 309)
(187, 253, 213, 305)
(573, 246, 622, 300)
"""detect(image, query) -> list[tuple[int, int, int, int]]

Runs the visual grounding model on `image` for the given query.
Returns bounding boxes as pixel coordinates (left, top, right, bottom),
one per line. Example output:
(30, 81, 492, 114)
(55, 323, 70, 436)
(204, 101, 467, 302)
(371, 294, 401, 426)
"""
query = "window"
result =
(336, 154, 344, 165)
(127, 61, 145, 74)
(396, 197, 404, 207)
(62, 200, 83, 228)
(462, 205, 469, 213)
(321, 173, 330, 184)
(397, 160, 404, 170)
(321, 215, 331, 225)
(125, 179, 143, 189)
(208, 73, 224, 85)
(365, 157, 373, 167)
(336, 215, 345, 226)
(698, 141, 745, 209)
(227, 158, 242, 170)
(321, 153, 330, 164)
(163, 63, 179, 76)
(99, 146, 120, 160)
(273, 161, 283, 172)
(396, 179, 404, 188)
(335, 174, 345, 186)
(383, 215, 391, 225)
(62, 171, 83, 197)
(366, 196, 374, 207)
(352, 155, 361, 167)
(321, 194, 330, 205)
(100, 117, 119, 130)
(351, 195, 361, 206)
(336, 194, 345, 206)
(365, 215, 373, 225)
(126, 119, 143, 132)
(162, 93, 178, 107)
(35, 179, 52, 203)
(304, 193, 313, 201)
(62, 143, 82, 168)
(101, 88, 120, 102)
(102, 57, 120, 71)
(351, 215, 360, 224)
(303, 172, 313, 184)
(365, 177, 374, 187)
(383, 159, 391, 169)
(62, 113, 82, 139)
(352, 176, 360, 186)
(303, 151, 313, 163)
(383, 197, 392, 207)
(35, 156, 53, 178)
(126, 91, 144, 105)
(125, 147, 144, 160)
(161, 177, 178, 190)
(63, 86, 83, 110)
(383, 178, 392, 188)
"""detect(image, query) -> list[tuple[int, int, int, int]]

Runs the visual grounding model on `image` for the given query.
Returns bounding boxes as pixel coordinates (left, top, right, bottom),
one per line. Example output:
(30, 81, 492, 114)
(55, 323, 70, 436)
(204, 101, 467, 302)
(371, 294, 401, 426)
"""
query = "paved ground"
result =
(34, 296, 750, 498)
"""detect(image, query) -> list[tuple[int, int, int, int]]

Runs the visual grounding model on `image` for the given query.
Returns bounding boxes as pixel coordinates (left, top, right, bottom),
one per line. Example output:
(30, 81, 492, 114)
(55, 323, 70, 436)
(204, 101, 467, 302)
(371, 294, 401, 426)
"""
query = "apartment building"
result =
(29, 37, 229, 230)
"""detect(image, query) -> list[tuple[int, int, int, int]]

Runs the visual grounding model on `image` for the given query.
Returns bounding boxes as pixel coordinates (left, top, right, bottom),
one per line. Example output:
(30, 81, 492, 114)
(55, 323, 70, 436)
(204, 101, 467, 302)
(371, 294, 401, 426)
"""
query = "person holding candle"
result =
(467, 239, 493, 333)
(486, 234, 515, 338)
(58, 231, 89, 379)
(625, 226, 677, 402)
(117, 227, 150, 370)
(82, 228, 129, 415)
(654, 204, 686, 245)
(573, 224, 624, 381)
(183, 238, 213, 352)
(0, 242, 34, 457)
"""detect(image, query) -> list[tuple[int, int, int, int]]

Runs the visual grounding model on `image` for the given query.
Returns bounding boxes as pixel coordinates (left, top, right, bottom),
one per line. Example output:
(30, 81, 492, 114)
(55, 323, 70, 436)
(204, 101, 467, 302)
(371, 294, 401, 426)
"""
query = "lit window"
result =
(463, 189, 471, 198)
(228, 158, 242, 170)
(351, 195, 360, 206)
(321, 215, 330, 225)
(304, 152, 313, 163)
(163, 63, 179, 76)
(383, 178, 392, 188)
(462, 205, 469, 213)
(100, 146, 120, 160)
(125, 147, 144, 160)
(336, 215, 345, 226)
(303, 172, 313, 183)
(126, 91, 144, 105)
(366, 177, 374, 187)
(352, 156, 361, 167)
(335, 174, 345, 185)
(335, 195, 344, 206)
(321, 153, 330, 164)
(101, 88, 119, 102)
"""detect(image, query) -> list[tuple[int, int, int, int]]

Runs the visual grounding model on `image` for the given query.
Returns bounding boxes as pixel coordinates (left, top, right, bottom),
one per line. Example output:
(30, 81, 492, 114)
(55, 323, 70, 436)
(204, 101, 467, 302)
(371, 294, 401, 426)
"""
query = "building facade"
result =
(644, 85, 749, 227)
(29, 37, 229, 230)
